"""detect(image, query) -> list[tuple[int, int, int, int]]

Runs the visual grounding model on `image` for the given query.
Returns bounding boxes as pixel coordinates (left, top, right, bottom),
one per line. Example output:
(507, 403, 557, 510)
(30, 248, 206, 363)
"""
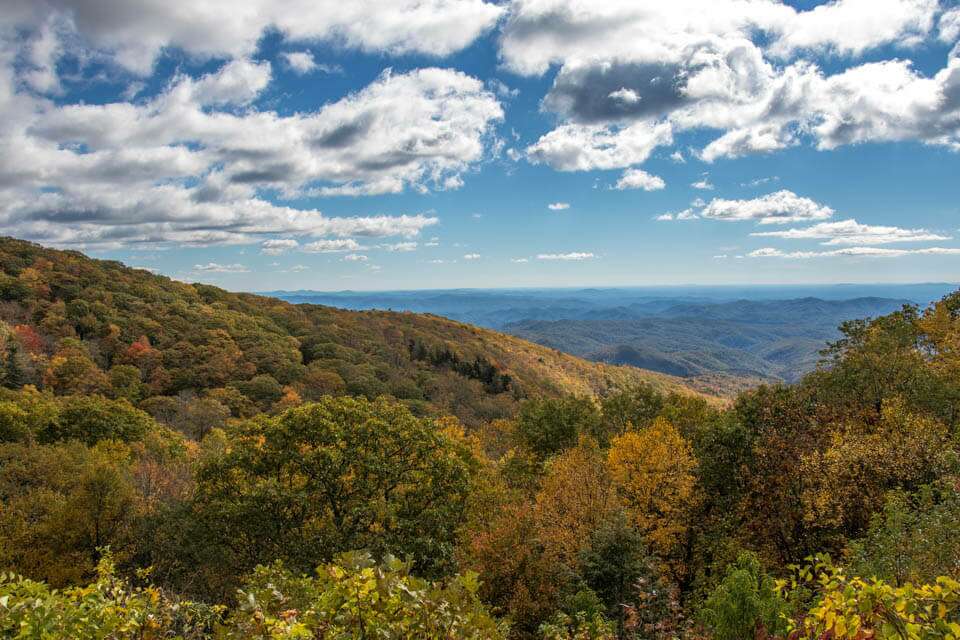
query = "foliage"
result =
(608, 417, 697, 567)
(846, 485, 960, 586)
(224, 551, 505, 639)
(0, 553, 221, 639)
(189, 396, 477, 599)
(781, 556, 960, 639)
(699, 552, 790, 640)
(539, 611, 617, 640)
(515, 396, 604, 457)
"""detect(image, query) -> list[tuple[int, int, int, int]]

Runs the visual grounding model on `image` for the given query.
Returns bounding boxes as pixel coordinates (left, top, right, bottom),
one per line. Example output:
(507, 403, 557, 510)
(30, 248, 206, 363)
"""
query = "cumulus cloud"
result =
(691, 179, 714, 190)
(526, 121, 672, 171)
(0, 53, 483, 247)
(343, 253, 368, 261)
(5, 0, 504, 75)
(751, 219, 951, 245)
(615, 168, 665, 191)
(749, 246, 960, 258)
(261, 238, 299, 255)
(548, 202, 570, 210)
(505, 0, 960, 171)
(463, 253, 481, 260)
(511, 257, 529, 263)
(701, 190, 834, 224)
(537, 252, 596, 260)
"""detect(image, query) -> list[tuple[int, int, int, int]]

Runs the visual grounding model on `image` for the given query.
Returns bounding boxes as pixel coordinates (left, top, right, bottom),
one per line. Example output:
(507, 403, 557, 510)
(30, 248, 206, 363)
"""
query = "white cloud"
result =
(749, 246, 960, 258)
(548, 202, 570, 210)
(941, 7, 960, 43)
(501, 0, 960, 168)
(190, 58, 271, 106)
(0, 57, 486, 247)
(701, 190, 834, 224)
(691, 179, 714, 190)
(510, 257, 529, 263)
(741, 176, 779, 188)
(526, 121, 673, 171)
(766, 0, 938, 58)
(615, 168, 665, 191)
(380, 241, 418, 252)
(670, 150, 685, 163)
(302, 239, 364, 252)
(282, 51, 317, 74)
(489, 79, 519, 98)
(6, 0, 504, 75)
(261, 238, 299, 255)
(751, 219, 951, 245)
(658, 208, 698, 221)
(192, 262, 249, 273)
(537, 252, 596, 261)
(463, 253, 481, 260)
(343, 253, 368, 261)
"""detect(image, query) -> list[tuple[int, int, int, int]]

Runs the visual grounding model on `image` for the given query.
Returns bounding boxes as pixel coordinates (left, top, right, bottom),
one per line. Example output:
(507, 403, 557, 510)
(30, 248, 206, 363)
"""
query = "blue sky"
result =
(2, 0, 959, 290)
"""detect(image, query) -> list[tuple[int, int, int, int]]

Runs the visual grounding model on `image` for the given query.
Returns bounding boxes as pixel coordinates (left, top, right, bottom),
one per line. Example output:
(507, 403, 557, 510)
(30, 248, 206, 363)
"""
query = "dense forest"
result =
(1, 237, 959, 638)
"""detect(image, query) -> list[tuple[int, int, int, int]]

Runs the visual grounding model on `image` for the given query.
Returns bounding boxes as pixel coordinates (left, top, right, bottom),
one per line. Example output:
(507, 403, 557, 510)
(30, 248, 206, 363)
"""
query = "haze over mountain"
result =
(271, 285, 957, 386)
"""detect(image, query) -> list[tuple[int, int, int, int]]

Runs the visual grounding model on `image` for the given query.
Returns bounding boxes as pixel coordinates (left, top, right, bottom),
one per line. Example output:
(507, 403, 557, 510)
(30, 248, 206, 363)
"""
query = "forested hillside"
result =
(0, 237, 697, 428)
(1, 238, 960, 639)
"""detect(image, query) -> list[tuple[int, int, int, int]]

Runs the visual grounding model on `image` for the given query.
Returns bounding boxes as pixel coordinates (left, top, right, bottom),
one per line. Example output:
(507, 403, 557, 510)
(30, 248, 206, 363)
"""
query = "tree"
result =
(515, 397, 603, 457)
(192, 396, 477, 596)
(535, 437, 621, 570)
(578, 513, 668, 639)
(176, 396, 230, 440)
(846, 485, 960, 586)
(698, 552, 789, 640)
(601, 384, 664, 434)
(42, 343, 108, 395)
(608, 418, 697, 569)
(0, 441, 139, 586)
(40, 394, 156, 445)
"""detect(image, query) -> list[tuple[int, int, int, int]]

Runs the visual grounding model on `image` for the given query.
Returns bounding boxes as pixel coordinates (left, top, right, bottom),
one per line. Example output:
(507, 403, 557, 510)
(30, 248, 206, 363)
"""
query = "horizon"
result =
(2, 1, 959, 289)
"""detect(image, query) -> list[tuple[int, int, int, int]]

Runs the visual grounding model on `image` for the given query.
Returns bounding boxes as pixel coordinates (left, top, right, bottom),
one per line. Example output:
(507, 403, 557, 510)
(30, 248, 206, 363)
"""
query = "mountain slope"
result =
(0, 238, 704, 425)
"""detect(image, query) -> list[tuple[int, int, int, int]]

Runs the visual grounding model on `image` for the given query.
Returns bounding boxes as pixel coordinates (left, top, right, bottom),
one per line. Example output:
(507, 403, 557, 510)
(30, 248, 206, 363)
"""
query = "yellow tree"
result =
(535, 436, 622, 570)
(608, 417, 697, 566)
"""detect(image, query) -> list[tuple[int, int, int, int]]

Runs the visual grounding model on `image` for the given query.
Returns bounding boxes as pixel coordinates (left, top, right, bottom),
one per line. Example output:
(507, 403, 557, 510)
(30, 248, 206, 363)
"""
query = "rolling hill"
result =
(0, 238, 705, 426)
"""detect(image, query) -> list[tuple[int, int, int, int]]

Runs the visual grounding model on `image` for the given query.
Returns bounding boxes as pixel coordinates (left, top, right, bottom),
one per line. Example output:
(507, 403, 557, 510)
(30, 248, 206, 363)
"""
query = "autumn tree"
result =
(608, 417, 697, 576)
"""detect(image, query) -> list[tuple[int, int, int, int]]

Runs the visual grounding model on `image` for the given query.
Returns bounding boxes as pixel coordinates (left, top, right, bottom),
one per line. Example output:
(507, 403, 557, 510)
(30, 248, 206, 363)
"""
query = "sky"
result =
(1, 0, 959, 291)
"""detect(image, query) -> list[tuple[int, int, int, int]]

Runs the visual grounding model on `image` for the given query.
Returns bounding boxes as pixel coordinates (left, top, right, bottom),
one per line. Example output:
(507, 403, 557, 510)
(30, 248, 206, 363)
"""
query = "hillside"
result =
(0, 237, 702, 426)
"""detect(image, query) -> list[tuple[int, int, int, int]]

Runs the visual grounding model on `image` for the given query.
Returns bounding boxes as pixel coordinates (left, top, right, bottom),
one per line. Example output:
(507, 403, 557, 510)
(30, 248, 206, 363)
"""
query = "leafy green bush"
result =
(699, 552, 790, 640)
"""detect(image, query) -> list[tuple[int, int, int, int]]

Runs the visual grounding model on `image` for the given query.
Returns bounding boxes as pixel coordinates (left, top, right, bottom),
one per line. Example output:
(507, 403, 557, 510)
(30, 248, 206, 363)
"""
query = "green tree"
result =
(699, 552, 790, 640)
(516, 396, 603, 457)
(40, 394, 156, 445)
(192, 396, 477, 596)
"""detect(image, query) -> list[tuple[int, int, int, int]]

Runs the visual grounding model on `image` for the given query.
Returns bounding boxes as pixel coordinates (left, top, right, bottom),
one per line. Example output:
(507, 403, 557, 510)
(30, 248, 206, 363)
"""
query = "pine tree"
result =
(2, 342, 25, 389)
